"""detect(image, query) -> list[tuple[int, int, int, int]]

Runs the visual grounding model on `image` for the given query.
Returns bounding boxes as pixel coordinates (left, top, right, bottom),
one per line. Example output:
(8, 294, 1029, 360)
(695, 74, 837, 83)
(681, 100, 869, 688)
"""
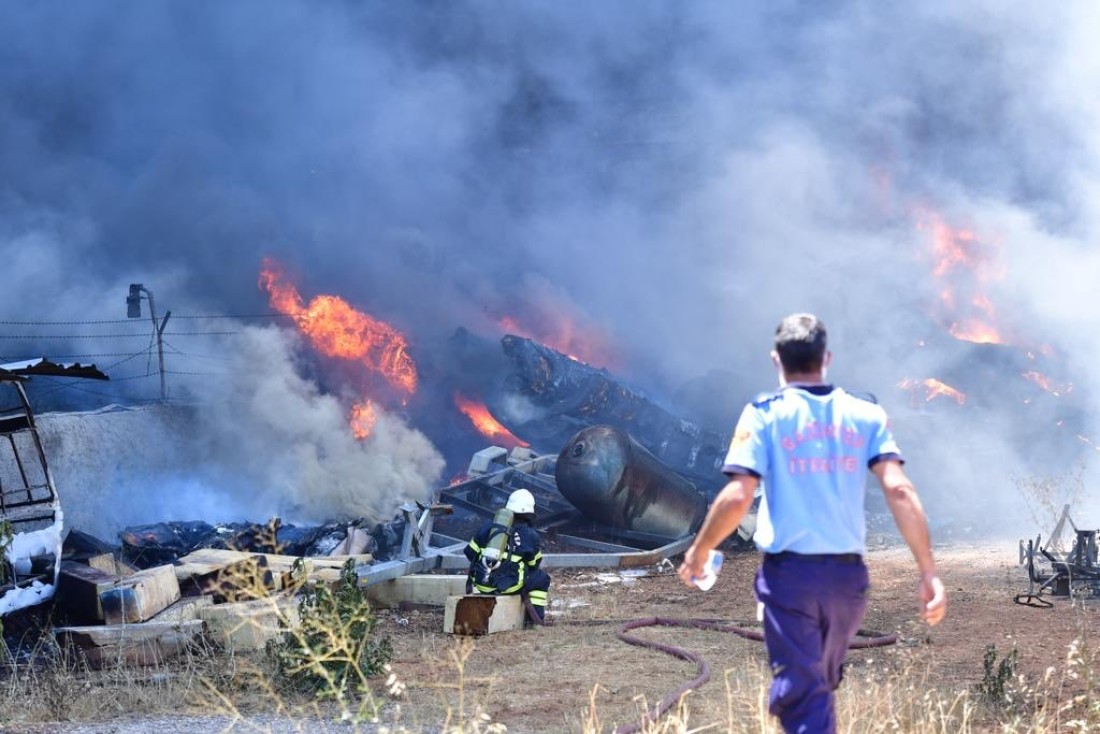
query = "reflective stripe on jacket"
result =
(464, 520, 542, 594)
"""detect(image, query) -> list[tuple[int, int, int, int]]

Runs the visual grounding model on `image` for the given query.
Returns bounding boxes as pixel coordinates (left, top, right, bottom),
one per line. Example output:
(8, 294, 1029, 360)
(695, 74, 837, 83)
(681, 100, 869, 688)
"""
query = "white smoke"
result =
(38, 325, 443, 539)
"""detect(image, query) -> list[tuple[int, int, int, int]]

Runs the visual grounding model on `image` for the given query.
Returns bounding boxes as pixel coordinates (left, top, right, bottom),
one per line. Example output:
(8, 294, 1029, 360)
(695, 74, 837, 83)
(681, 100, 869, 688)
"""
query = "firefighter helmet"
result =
(505, 488, 535, 514)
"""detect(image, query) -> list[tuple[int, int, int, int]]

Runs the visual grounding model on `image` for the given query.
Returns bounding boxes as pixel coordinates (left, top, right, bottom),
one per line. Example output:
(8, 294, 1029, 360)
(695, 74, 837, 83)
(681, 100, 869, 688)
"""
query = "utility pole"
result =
(126, 283, 172, 401)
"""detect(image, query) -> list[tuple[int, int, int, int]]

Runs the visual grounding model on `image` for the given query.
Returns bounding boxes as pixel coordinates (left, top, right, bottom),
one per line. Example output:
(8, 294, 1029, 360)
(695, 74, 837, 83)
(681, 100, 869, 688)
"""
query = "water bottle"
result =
(693, 550, 724, 591)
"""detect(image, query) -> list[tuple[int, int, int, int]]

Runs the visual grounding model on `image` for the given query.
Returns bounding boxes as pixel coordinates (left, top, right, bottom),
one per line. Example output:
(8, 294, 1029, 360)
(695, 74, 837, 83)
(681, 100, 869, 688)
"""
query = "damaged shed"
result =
(0, 359, 108, 616)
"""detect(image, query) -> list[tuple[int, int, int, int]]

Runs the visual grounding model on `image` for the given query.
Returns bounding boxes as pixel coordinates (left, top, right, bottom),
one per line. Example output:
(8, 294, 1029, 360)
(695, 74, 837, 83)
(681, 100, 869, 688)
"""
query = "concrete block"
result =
(200, 594, 300, 652)
(149, 594, 215, 623)
(55, 619, 204, 668)
(507, 446, 537, 466)
(174, 551, 275, 601)
(327, 526, 372, 557)
(174, 548, 370, 593)
(100, 564, 181, 624)
(366, 574, 470, 608)
(444, 594, 525, 635)
(467, 447, 508, 475)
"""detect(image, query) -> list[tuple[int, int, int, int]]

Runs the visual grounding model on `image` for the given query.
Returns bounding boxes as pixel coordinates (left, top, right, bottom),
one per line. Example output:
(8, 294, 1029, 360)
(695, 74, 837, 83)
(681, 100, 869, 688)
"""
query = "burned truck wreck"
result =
(0, 359, 109, 616)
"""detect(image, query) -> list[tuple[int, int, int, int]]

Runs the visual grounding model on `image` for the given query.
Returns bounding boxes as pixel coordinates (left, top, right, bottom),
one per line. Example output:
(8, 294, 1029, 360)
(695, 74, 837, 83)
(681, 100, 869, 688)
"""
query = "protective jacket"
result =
(464, 518, 544, 595)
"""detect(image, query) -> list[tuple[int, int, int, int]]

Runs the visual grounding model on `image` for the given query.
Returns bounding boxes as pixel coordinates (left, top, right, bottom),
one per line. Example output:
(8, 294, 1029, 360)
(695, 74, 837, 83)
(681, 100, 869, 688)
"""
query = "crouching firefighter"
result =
(464, 489, 551, 624)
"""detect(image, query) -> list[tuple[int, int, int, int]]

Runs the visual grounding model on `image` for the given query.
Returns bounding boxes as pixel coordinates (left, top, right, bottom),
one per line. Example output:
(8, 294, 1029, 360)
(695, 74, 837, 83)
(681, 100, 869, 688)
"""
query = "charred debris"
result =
(1, 339, 742, 665)
(27, 437, 730, 667)
(440, 329, 731, 490)
(93, 330, 738, 578)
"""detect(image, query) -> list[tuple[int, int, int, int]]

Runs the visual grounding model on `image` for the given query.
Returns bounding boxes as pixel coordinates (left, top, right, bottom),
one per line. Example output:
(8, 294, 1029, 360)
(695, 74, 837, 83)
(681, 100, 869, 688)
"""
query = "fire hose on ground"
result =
(605, 617, 897, 734)
(511, 591, 898, 733)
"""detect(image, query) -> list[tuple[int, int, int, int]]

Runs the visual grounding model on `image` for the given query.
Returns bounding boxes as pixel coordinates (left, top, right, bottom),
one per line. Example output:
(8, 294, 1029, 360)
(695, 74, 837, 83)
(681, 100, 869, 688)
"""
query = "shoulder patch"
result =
(751, 390, 783, 407)
(845, 389, 879, 404)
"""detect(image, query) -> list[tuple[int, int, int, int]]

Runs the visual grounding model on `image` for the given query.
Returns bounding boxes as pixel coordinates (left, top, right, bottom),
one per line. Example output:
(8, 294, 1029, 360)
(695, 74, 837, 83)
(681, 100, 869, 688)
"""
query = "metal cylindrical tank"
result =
(555, 425, 707, 538)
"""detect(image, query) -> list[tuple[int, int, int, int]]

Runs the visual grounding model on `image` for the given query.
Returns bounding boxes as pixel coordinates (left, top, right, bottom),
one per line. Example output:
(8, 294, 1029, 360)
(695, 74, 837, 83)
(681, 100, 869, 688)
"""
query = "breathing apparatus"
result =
(480, 489, 533, 572)
(481, 506, 515, 571)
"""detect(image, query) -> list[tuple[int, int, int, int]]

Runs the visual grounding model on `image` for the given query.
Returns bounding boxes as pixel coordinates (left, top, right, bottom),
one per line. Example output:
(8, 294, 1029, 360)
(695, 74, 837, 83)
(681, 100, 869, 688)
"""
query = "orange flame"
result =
(259, 258, 417, 394)
(349, 401, 378, 440)
(898, 377, 966, 405)
(497, 315, 617, 368)
(1021, 371, 1072, 397)
(453, 393, 529, 448)
(949, 320, 1003, 345)
(917, 209, 1006, 345)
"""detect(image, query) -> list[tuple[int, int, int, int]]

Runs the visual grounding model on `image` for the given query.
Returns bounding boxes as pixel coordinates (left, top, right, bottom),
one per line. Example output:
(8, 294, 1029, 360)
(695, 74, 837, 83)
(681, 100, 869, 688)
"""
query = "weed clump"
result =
(268, 559, 392, 713)
(976, 643, 1019, 705)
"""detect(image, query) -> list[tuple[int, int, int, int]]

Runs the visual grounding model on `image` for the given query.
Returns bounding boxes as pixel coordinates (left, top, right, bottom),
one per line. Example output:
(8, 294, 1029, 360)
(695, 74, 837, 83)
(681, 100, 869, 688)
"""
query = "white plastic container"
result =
(693, 550, 724, 591)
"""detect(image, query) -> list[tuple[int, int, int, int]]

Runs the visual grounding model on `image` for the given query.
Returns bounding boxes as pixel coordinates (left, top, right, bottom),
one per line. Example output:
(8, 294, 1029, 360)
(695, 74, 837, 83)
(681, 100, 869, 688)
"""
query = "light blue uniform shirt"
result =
(722, 385, 902, 555)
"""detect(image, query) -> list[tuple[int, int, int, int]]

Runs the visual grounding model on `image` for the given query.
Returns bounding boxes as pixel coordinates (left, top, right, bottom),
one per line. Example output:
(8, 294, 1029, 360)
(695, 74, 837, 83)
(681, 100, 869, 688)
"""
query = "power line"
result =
(3, 310, 296, 404)
(92, 373, 157, 382)
(0, 331, 241, 339)
(0, 318, 136, 326)
(20, 372, 154, 403)
(172, 314, 290, 320)
(0, 334, 151, 339)
(102, 350, 153, 371)
(0, 353, 146, 359)
(0, 313, 287, 326)
(161, 342, 231, 364)
(164, 369, 230, 377)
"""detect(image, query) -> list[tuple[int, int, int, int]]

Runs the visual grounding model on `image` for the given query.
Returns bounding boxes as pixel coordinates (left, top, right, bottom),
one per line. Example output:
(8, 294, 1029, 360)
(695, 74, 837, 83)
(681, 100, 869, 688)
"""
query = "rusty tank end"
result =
(555, 425, 707, 539)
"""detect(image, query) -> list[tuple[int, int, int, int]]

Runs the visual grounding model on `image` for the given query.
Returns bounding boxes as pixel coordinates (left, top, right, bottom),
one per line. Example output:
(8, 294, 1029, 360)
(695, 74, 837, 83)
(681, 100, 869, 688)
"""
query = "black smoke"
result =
(2, 3, 1098, 535)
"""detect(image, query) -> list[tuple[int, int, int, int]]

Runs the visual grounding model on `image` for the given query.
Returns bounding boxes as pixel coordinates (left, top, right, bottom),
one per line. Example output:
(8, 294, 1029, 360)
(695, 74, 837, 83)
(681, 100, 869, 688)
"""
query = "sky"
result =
(2, 2, 1098, 535)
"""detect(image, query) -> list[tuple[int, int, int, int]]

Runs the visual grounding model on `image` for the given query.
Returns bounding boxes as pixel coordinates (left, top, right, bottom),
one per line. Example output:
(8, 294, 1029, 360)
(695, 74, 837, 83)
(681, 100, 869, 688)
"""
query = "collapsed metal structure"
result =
(101, 425, 719, 588)
(346, 330, 738, 586)
(1016, 504, 1100, 607)
(0, 359, 108, 615)
(445, 329, 730, 492)
(0, 335, 728, 607)
(355, 443, 708, 587)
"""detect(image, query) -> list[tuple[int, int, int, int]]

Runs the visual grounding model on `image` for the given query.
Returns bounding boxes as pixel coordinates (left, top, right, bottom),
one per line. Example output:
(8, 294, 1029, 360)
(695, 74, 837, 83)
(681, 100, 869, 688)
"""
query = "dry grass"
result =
(3, 538, 1100, 733)
(2, 609, 1100, 733)
(573, 641, 1100, 734)
(0, 623, 225, 724)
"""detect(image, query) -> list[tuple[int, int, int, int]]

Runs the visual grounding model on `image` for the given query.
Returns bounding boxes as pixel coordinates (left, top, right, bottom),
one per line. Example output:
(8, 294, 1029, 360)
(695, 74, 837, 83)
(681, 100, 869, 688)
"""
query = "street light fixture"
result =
(125, 283, 172, 401)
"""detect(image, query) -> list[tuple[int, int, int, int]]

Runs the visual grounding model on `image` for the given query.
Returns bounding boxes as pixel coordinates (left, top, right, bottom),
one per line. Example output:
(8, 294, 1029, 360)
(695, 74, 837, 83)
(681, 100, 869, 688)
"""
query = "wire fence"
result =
(0, 312, 291, 408)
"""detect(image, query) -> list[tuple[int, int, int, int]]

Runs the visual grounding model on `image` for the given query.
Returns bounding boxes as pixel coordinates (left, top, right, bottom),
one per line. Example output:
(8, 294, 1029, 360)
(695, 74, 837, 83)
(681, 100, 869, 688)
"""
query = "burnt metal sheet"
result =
(0, 358, 109, 381)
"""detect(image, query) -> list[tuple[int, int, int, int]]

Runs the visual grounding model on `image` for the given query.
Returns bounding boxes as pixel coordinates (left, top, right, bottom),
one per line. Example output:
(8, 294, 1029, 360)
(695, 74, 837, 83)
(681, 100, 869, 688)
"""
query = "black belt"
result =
(765, 551, 863, 565)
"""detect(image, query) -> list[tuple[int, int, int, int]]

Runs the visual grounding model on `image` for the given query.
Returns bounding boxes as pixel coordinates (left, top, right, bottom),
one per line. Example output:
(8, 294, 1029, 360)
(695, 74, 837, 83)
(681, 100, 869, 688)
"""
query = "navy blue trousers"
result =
(524, 567, 551, 619)
(754, 553, 870, 734)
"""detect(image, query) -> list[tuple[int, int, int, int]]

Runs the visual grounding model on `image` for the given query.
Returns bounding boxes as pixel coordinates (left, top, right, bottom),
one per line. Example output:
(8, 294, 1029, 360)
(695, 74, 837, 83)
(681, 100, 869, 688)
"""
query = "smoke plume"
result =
(38, 326, 442, 538)
(3, 3, 1099, 536)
